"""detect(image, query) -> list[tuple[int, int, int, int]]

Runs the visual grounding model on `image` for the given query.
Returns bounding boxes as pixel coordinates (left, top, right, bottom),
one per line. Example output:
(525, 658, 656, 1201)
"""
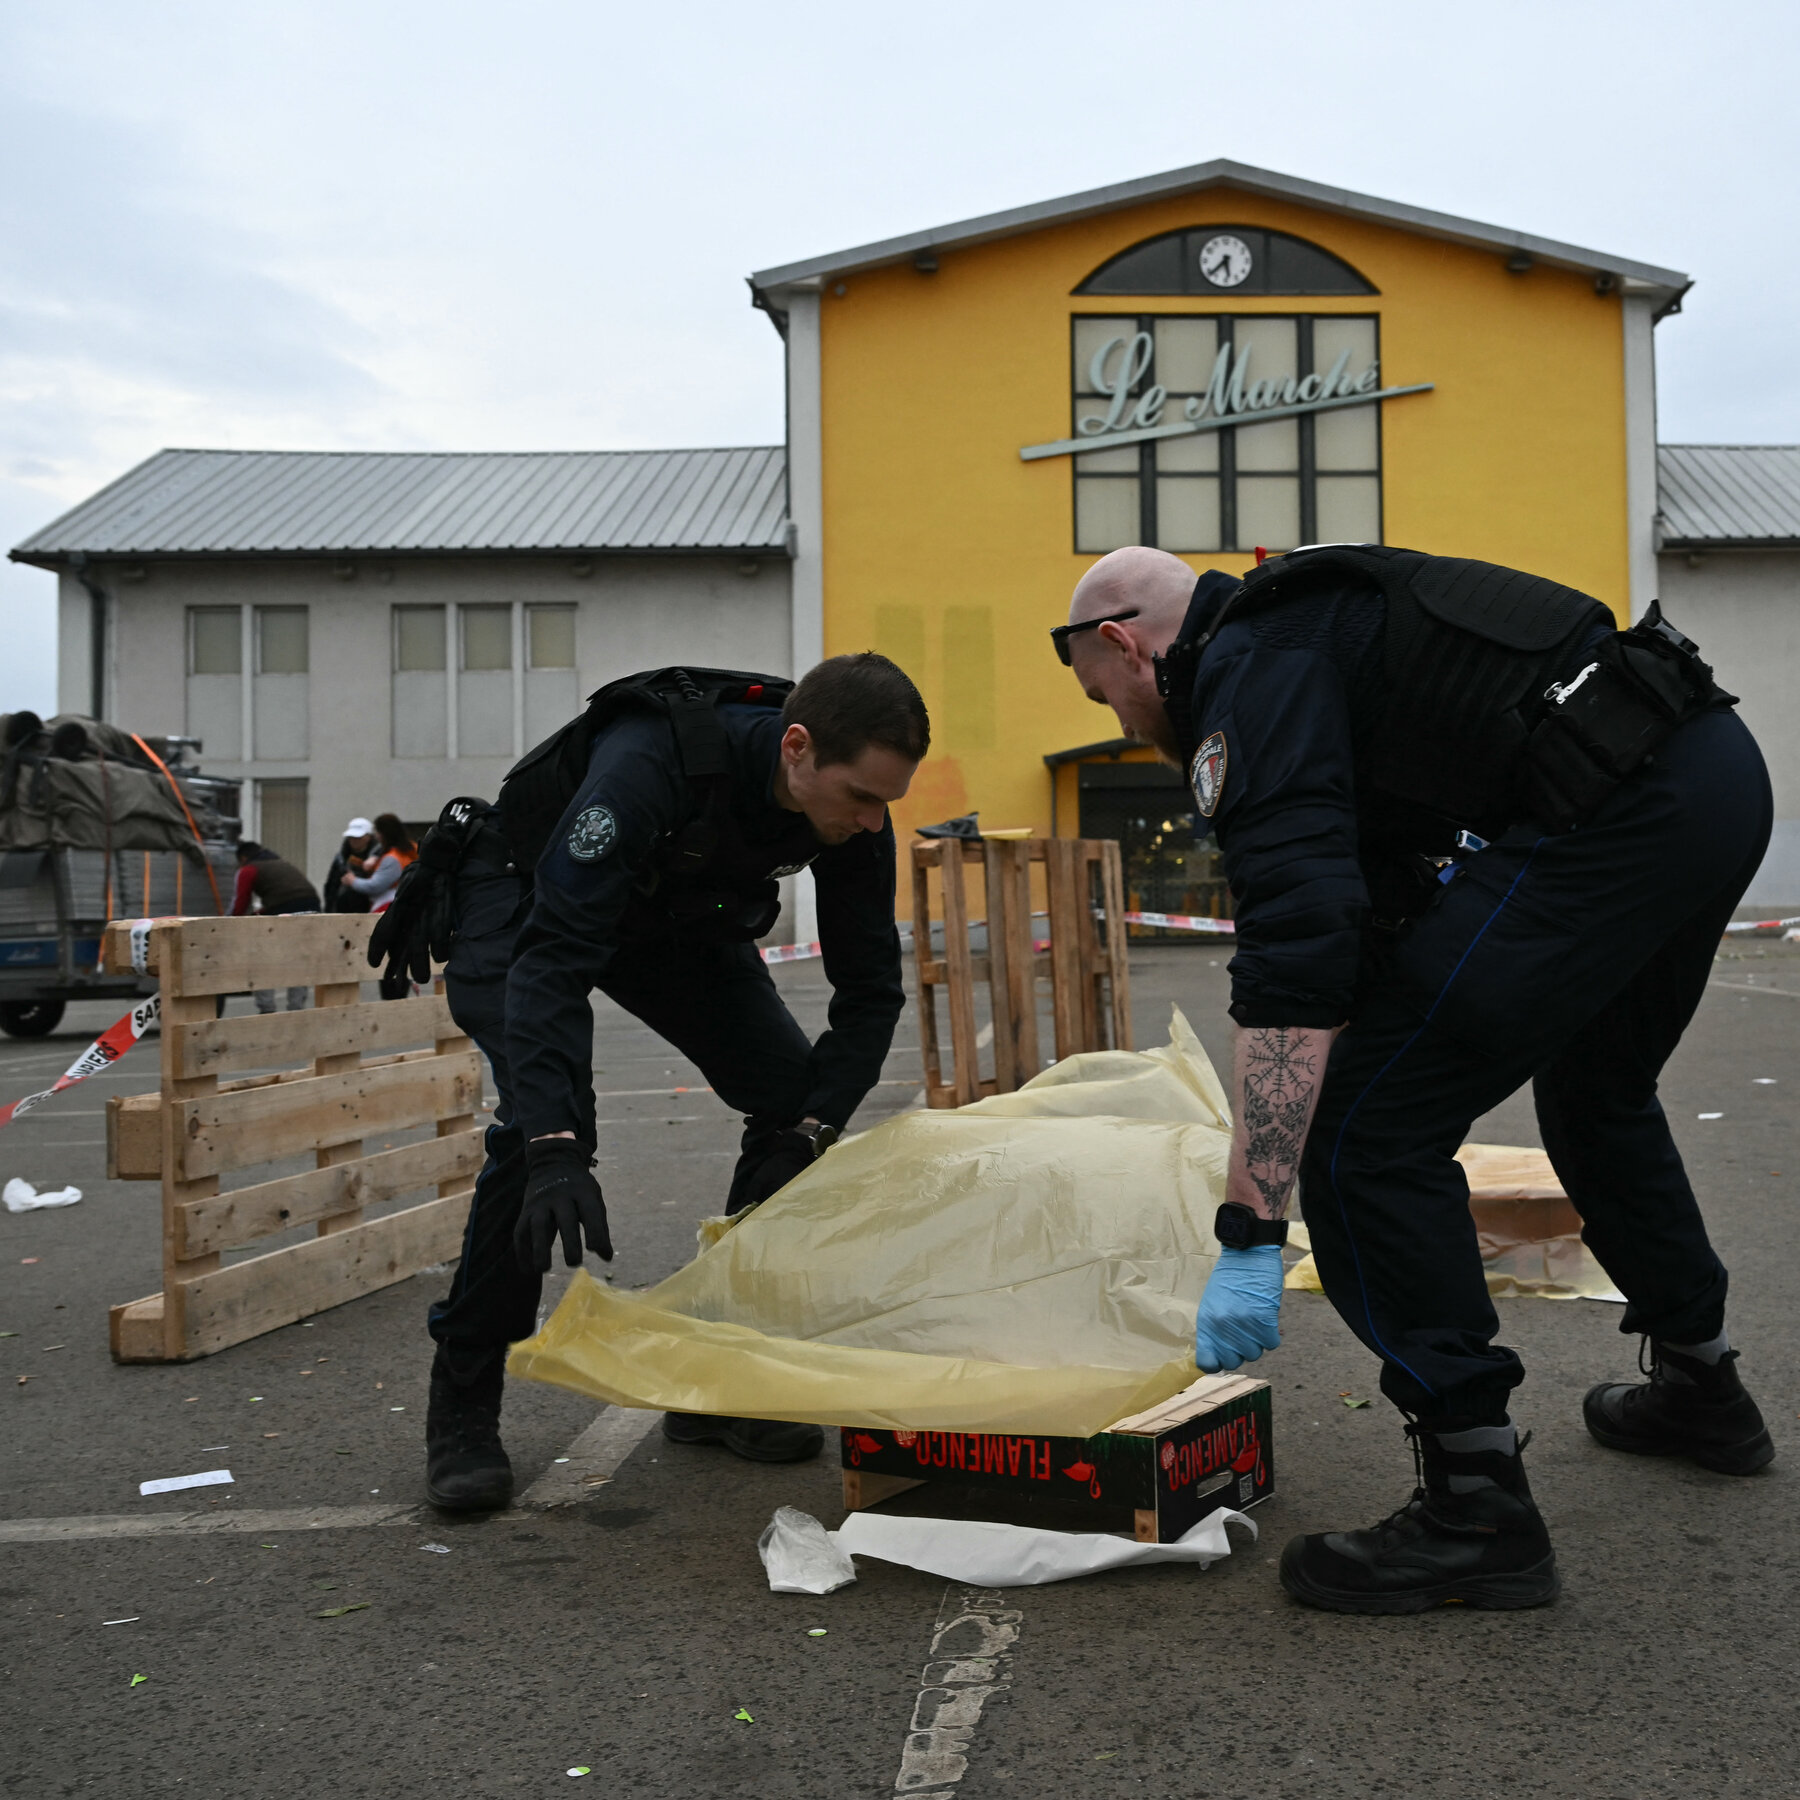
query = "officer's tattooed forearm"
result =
(1237, 1028, 1321, 1218)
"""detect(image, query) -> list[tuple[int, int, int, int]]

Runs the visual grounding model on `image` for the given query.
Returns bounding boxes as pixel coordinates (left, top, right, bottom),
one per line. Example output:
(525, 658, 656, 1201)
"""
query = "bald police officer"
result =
(1058, 543, 1773, 1615)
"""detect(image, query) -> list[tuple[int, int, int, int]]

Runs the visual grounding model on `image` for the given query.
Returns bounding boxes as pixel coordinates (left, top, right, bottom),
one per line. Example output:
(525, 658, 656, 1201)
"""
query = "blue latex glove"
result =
(1194, 1244, 1285, 1371)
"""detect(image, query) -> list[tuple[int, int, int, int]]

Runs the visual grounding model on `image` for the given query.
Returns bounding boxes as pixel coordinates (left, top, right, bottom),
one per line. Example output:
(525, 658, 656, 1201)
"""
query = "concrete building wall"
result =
(1658, 550, 1800, 907)
(68, 553, 792, 887)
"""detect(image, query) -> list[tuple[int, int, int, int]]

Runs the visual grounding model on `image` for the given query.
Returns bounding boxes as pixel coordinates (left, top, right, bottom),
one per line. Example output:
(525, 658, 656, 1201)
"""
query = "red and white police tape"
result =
(761, 939, 823, 964)
(0, 992, 161, 1132)
(1722, 915, 1800, 935)
(1122, 911, 1237, 935)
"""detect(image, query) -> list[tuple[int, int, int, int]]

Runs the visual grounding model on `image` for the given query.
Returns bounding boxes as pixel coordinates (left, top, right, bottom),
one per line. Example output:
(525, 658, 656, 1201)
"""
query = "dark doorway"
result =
(1076, 762, 1231, 939)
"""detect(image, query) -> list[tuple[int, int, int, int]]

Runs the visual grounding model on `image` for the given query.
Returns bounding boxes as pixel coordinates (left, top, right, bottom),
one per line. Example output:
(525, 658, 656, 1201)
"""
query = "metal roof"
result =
(751, 158, 1691, 314)
(9, 447, 790, 566)
(1658, 445, 1800, 548)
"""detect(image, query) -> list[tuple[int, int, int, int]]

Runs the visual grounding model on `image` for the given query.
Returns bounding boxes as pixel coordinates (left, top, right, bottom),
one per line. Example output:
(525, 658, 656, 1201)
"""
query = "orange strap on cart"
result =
(129, 733, 224, 915)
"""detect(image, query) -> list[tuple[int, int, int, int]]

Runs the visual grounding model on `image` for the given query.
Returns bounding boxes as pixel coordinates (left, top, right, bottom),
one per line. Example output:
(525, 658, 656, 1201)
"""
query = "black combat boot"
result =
(660, 1412, 824, 1463)
(1584, 1341, 1773, 1475)
(425, 1343, 515, 1511)
(1280, 1423, 1560, 1615)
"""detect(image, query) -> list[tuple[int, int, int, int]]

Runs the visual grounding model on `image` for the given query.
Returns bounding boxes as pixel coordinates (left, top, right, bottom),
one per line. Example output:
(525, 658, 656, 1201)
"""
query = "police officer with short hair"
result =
(1060, 543, 1774, 1615)
(397, 653, 929, 1510)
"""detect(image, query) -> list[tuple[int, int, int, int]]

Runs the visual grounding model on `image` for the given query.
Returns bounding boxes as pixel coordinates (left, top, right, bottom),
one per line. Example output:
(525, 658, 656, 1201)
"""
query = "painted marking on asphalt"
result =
(1709, 980, 1798, 1000)
(0, 1503, 416, 1545)
(519, 1406, 660, 1507)
(890, 1584, 1020, 1795)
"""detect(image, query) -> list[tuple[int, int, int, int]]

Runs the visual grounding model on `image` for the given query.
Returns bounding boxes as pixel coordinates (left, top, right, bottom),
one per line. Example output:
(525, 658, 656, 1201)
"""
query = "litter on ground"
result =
(139, 1469, 232, 1497)
(2, 1179, 81, 1213)
(759, 1507, 857, 1595)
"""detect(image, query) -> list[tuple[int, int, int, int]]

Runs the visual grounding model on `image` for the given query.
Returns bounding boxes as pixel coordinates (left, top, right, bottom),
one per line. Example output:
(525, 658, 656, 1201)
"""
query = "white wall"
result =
(1657, 550, 1800, 908)
(72, 552, 793, 889)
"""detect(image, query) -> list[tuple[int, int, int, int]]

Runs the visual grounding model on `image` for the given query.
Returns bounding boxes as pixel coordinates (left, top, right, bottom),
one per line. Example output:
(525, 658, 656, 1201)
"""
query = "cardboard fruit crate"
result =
(840, 1372, 1272, 1543)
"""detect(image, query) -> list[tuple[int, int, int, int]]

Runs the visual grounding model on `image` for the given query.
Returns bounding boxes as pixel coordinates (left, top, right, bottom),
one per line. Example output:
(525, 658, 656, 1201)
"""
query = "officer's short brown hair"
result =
(783, 652, 930, 767)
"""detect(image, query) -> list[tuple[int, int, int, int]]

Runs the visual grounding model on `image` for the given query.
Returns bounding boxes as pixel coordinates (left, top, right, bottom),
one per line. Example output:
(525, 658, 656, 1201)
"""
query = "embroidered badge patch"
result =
(1189, 731, 1228, 819)
(565, 804, 618, 863)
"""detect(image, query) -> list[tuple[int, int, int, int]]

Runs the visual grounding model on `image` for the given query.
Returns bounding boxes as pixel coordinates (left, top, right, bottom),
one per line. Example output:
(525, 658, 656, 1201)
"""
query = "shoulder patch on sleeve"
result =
(1189, 731, 1228, 819)
(565, 804, 619, 863)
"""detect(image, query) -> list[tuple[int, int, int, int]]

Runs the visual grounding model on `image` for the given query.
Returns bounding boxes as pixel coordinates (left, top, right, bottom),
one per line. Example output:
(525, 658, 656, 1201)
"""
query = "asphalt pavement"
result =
(2, 940, 1797, 1798)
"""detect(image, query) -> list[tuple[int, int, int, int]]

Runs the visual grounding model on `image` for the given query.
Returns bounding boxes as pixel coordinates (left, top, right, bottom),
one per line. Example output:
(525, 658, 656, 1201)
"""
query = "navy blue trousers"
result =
(1298, 709, 1772, 1425)
(427, 868, 816, 1353)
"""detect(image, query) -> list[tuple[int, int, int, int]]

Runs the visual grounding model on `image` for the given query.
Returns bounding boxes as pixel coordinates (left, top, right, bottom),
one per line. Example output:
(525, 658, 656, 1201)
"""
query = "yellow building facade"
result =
(752, 160, 1687, 876)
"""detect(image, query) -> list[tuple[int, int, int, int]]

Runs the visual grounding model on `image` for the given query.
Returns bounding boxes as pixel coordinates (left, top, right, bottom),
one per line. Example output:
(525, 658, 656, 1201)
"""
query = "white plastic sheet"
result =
(833, 1507, 1256, 1587)
(3, 1178, 81, 1213)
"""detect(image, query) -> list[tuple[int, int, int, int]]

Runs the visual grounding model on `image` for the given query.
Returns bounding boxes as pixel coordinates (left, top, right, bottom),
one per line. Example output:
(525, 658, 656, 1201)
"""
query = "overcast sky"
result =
(2, 0, 1795, 713)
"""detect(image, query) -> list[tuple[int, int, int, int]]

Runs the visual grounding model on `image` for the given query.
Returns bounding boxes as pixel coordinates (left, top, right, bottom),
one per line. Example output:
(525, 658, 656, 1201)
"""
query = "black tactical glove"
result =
(727, 1129, 821, 1215)
(515, 1137, 614, 1272)
(367, 796, 491, 986)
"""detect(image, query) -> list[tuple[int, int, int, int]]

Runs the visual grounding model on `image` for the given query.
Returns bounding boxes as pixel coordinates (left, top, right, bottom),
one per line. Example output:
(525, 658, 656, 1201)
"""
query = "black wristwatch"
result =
(790, 1119, 839, 1160)
(1214, 1202, 1289, 1250)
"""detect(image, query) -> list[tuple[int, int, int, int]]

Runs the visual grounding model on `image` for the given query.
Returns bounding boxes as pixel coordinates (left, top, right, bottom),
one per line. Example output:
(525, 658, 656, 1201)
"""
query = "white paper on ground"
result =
(139, 1469, 233, 1496)
(758, 1506, 858, 1594)
(3, 1179, 82, 1213)
(1580, 1287, 1629, 1303)
(833, 1506, 1256, 1587)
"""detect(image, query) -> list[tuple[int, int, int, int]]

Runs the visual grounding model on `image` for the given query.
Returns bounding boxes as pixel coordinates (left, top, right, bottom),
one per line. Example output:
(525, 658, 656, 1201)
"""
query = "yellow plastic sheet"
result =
(510, 1009, 1619, 1435)
(510, 1010, 1229, 1435)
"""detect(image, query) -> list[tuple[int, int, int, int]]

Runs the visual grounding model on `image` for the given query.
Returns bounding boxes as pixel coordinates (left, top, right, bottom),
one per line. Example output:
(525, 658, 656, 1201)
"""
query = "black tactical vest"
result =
(498, 667, 805, 943)
(1158, 545, 1614, 838)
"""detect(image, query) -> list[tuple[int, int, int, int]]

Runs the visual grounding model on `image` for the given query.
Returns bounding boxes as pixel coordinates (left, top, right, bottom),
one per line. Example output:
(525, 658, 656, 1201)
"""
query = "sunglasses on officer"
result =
(1050, 609, 1140, 667)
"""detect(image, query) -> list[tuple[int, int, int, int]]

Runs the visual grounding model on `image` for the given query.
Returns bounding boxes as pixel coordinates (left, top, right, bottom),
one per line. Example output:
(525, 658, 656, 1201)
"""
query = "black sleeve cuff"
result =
(1228, 998, 1348, 1030)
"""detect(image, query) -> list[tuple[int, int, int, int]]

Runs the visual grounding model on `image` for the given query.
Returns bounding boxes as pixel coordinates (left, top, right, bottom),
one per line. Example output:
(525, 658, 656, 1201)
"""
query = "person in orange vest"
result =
(340, 813, 419, 997)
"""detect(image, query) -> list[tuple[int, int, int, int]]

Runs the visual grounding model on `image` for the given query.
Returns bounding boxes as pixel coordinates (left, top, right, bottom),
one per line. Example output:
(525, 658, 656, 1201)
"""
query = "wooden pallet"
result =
(98, 915, 484, 1363)
(911, 836, 1131, 1108)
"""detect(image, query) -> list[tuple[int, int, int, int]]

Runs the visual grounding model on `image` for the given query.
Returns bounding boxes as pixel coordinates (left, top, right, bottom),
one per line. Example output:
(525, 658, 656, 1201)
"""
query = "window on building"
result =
(186, 607, 244, 761)
(524, 605, 577, 747)
(392, 605, 448, 758)
(252, 606, 309, 760)
(458, 604, 515, 757)
(1074, 226, 1376, 298)
(390, 599, 584, 761)
(256, 778, 309, 873)
(1071, 313, 1382, 554)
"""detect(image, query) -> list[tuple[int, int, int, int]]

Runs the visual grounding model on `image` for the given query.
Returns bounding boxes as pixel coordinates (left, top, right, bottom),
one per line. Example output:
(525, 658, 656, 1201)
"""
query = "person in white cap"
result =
(324, 817, 378, 914)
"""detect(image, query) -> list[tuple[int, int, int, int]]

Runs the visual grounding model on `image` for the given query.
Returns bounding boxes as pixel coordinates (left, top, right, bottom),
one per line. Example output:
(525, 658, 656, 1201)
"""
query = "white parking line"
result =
(0, 1503, 416, 1544)
(519, 1406, 660, 1507)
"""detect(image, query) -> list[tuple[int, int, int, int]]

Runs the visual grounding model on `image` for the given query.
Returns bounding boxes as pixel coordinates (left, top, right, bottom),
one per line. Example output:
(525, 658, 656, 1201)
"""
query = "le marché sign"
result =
(1019, 330, 1433, 462)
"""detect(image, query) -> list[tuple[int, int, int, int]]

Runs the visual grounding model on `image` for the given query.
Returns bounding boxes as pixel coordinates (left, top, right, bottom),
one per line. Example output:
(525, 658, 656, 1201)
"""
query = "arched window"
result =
(1075, 226, 1376, 297)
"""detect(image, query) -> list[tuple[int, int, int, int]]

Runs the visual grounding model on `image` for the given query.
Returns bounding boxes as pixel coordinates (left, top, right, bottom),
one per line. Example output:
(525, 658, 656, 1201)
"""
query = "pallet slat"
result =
(167, 1192, 474, 1360)
(173, 1050, 484, 1180)
(175, 1127, 487, 1258)
(101, 914, 378, 993)
(170, 993, 455, 1078)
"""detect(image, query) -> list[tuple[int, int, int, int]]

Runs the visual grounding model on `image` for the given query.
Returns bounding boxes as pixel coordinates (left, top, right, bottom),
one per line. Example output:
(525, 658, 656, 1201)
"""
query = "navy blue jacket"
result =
(504, 704, 904, 1143)
(1181, 570, 1387, 1031)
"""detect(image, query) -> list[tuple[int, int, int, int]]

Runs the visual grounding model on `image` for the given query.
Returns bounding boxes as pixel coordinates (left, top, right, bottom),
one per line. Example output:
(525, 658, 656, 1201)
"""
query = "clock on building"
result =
(1198, 234, 1253, 288)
